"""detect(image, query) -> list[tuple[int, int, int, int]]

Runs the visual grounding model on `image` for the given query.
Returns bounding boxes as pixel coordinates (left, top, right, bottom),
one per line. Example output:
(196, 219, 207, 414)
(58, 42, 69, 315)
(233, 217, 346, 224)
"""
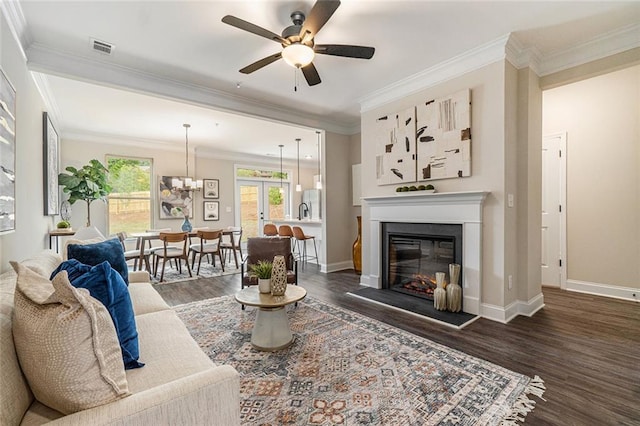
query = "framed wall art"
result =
(0, 67, 16, 233)
(416, 89, 471, 181)
(374, 106, 417, 186)
(158, 175, 193, 219)
(43, 112, 59, 215)
(203, 178, 219, 199)
(203, 201, 219, 221)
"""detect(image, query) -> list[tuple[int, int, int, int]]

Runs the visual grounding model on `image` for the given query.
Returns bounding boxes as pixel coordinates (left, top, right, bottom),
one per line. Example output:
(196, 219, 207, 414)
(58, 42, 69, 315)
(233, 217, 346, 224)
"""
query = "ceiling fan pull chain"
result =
(294, 68, 298, 92)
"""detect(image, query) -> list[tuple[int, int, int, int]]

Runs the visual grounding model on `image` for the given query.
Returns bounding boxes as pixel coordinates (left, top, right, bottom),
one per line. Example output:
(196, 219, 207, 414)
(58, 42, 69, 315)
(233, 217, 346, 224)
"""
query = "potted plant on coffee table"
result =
(250, 260, 273, 294)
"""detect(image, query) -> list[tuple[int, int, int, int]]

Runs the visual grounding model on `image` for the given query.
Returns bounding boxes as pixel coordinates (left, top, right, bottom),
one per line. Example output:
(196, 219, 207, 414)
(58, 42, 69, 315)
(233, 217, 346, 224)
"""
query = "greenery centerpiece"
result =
(58, 159, 111, 227)
(250, 260, 273, 294)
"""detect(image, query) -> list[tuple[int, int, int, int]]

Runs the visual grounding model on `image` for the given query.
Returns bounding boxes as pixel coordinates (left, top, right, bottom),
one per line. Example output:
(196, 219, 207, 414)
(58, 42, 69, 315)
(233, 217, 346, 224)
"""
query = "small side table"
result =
(234, 285, 306, 351)
(48, 229, 76, 253)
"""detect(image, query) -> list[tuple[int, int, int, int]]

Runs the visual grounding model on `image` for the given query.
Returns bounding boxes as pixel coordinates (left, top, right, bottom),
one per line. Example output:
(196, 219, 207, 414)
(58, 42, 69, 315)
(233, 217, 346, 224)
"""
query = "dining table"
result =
(129, 228, 239, 273)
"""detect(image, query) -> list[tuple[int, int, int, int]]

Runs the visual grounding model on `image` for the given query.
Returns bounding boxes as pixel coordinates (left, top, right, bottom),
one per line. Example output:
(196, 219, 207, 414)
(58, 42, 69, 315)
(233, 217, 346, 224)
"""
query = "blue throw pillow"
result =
(51, 259, 144, 370)
(67, 238, 129, 285)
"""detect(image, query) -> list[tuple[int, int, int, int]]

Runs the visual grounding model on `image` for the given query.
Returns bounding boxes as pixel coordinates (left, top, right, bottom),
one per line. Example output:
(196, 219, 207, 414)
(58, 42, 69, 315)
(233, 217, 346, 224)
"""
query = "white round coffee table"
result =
(234, 285, 307, 351)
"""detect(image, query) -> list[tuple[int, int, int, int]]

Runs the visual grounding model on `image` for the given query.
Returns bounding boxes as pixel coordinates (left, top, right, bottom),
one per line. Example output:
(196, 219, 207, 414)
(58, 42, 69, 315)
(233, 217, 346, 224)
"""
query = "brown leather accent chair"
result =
(241, 237, 297, 290)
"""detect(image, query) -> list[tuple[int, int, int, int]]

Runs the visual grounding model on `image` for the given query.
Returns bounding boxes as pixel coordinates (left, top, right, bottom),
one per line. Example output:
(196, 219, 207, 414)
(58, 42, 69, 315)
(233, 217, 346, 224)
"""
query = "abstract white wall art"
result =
(416, 89, 471, 181)
(0, 68, 16, 233)
(375, 107, 416, 185)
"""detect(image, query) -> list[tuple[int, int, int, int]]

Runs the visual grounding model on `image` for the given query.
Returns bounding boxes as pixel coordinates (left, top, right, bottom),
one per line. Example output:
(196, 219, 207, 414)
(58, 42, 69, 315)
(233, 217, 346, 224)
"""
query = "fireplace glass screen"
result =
(382, 223, 462, 301)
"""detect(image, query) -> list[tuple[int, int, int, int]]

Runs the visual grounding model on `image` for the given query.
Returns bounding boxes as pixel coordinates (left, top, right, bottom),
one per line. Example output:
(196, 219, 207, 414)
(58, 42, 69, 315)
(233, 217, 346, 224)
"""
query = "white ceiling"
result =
(8, 1, 640, 163)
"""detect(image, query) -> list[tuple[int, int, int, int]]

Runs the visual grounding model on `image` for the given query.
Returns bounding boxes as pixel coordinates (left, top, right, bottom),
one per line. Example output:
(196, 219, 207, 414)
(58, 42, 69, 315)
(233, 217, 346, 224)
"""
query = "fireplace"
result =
(382, 222, 463, 301)
(361, 191, 488, 316)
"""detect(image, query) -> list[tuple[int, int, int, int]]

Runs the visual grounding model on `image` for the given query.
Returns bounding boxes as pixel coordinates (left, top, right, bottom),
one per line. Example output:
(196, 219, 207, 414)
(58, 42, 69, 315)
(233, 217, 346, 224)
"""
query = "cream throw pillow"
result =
(11, 262, 130, 414)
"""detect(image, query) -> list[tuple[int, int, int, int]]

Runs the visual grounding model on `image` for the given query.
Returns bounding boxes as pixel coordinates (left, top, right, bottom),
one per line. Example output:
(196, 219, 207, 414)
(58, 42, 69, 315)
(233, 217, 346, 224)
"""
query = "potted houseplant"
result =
(58, 159, 112, 227)
(250, 260, 273, 294)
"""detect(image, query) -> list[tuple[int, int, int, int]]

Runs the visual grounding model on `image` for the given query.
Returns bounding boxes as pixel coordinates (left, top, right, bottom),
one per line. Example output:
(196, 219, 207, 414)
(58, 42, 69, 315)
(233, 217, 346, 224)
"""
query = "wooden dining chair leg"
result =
(144, 256, 151, 273)
(197, 253, 203, 275)
(185, 256, 192, 277)
(160, 257, 168, 282)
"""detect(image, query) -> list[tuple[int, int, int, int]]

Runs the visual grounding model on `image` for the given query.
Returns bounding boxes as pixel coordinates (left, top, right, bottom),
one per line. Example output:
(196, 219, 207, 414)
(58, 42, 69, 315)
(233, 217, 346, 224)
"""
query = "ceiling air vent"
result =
(90, 38, 114, 55)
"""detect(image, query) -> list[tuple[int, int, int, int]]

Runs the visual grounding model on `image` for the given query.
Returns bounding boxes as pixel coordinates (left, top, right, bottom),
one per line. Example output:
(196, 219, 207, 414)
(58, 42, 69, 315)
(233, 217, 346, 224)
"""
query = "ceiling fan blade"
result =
(222, 15, 288, 45)
(314, 44, 375, 59)
(299, 0, 340, 40)
(239, 52, 282, 74)
(301, 63, 321, 86)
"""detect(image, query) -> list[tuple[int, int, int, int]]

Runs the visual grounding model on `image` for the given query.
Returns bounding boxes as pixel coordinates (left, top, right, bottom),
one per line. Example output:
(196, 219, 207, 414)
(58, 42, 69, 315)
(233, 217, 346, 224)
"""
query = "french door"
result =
(237, 180, 289, 240)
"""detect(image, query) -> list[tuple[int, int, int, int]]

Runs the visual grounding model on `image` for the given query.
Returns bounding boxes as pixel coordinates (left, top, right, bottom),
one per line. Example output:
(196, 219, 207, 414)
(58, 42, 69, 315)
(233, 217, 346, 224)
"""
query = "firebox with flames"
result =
(398, 273, 439, 299)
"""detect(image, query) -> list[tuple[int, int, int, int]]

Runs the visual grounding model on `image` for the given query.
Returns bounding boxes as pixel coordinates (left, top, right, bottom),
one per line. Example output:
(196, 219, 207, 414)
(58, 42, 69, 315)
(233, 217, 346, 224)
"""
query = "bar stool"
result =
(278, 224, 295, 255)
(292, 226, 318, 267)
(263, 223, 278, 236)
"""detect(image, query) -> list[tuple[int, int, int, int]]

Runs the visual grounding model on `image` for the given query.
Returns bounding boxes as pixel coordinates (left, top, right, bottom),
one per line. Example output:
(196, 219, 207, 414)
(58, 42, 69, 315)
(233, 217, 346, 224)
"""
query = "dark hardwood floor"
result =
(153, 265, 640, 426)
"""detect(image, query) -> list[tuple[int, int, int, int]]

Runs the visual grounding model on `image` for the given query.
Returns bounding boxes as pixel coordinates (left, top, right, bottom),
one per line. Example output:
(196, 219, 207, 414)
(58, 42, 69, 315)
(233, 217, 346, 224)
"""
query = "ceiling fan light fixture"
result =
(282, 43, 314, 68)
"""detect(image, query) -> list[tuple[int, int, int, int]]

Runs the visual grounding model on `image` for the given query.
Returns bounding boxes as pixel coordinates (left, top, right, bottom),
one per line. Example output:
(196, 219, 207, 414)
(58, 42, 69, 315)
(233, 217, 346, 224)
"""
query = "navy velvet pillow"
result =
(51, 259, 144, 370)
(67, 238, 129, 285)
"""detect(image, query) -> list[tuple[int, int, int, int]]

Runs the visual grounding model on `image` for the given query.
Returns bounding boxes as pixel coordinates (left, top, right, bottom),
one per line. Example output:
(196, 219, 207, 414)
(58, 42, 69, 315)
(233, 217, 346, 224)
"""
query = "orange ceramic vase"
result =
(352, 216, 362, 275)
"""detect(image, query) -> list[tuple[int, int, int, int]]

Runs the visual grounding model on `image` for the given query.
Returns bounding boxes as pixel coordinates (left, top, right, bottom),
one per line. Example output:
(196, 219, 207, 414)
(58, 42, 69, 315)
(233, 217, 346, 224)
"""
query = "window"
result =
(107, 156, 152, 235)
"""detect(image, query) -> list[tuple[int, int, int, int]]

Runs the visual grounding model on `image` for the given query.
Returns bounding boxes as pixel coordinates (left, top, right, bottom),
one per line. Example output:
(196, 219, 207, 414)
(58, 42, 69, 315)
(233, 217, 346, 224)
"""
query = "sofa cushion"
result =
(11, 262, 130, 414)
(128, 282, 171, 315)
(126, 310, 214, 394)
(51, 259, 144, 370)
(67, 237, 129, 285)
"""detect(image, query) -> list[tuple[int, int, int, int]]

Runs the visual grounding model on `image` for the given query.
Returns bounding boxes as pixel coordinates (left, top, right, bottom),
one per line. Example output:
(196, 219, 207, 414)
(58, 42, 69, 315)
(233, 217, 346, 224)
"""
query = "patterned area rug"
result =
(174, 296, 545, 425)
(150, 261, 241, 284)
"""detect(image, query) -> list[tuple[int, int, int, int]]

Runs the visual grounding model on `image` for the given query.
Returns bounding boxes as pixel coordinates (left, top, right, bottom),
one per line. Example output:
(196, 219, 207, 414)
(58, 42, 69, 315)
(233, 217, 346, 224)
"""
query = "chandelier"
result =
(172, 123, 202, 191)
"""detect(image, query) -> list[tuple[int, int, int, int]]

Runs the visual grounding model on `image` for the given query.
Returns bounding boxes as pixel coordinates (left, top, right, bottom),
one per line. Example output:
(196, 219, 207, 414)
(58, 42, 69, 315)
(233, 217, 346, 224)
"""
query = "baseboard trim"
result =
(481, 293, 545, 323)
(566, 279, 639, 302)
(323, 261, 353, 273)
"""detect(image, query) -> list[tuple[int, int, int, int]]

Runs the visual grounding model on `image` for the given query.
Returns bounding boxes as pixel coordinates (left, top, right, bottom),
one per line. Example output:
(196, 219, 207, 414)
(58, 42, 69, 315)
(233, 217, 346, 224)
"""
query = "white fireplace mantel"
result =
(362, 191, 489, 315)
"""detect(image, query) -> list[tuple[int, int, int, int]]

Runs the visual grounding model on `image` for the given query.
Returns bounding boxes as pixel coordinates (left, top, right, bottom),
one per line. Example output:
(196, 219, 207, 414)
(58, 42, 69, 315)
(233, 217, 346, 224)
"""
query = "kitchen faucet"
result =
(298, 203, 309, 220)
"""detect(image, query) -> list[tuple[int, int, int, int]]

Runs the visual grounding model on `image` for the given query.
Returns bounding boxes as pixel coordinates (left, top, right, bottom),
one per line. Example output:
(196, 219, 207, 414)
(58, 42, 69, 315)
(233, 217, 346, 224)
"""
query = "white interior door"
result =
(541, 133, 567, 287)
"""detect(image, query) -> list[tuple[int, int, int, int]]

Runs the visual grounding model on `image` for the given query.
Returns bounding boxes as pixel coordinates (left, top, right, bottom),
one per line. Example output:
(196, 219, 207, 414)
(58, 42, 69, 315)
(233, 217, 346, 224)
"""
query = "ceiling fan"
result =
(221, 0, 375, 87)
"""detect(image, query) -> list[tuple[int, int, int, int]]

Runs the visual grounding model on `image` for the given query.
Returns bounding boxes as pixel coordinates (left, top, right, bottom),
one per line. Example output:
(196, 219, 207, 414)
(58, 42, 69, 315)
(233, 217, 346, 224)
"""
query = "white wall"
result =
(360, 60, 509, 308)
(0, 10, 51, 272)
(59, 138, 317, 235)
(543, 64, 640, 290)
(324, 131, 354, 270)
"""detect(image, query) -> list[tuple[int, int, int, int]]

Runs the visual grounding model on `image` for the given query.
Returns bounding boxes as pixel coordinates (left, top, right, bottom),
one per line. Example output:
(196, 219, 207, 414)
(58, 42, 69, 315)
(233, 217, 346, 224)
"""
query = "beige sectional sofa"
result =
(0, 250, 240, 425)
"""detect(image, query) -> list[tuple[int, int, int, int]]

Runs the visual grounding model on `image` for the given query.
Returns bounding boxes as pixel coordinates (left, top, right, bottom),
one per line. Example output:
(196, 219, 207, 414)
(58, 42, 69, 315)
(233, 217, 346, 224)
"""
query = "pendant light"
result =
(278, 144, 284, 194)
(171, 124, 203, 191)
(315, 131, 322, 189)
(295, 138, 302, 192)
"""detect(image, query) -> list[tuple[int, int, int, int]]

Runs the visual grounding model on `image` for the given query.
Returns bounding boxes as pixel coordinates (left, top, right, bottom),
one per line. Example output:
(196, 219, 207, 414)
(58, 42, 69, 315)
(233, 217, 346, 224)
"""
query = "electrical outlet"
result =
(508, 275, 513, 290)
(507, 194, 514, 208)
(225, 206, 232, 213)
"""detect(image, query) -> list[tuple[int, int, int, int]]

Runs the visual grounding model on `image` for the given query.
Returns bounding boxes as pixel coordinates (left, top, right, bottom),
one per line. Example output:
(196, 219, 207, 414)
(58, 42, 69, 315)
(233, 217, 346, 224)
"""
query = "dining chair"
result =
(154, 232, 192, 282)
(220, 227, 243, 268)
(117, 231, 151, 272)
(292, 226, 318, 267)
(263, 223, 278, 236)
(189, 229, 225, 275)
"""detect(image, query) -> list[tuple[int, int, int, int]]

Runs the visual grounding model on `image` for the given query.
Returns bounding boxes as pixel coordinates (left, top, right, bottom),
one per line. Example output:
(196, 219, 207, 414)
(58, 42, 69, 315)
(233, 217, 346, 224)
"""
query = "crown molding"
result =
(31, 71, 62, 125)
(537, 23, 640, 76)
(505, 33, 542, 76)
(26, 43, 357, 136)
(0, 0, 31, 60)
(359, 34, 511, 113)
(63, 130, 183, 152)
